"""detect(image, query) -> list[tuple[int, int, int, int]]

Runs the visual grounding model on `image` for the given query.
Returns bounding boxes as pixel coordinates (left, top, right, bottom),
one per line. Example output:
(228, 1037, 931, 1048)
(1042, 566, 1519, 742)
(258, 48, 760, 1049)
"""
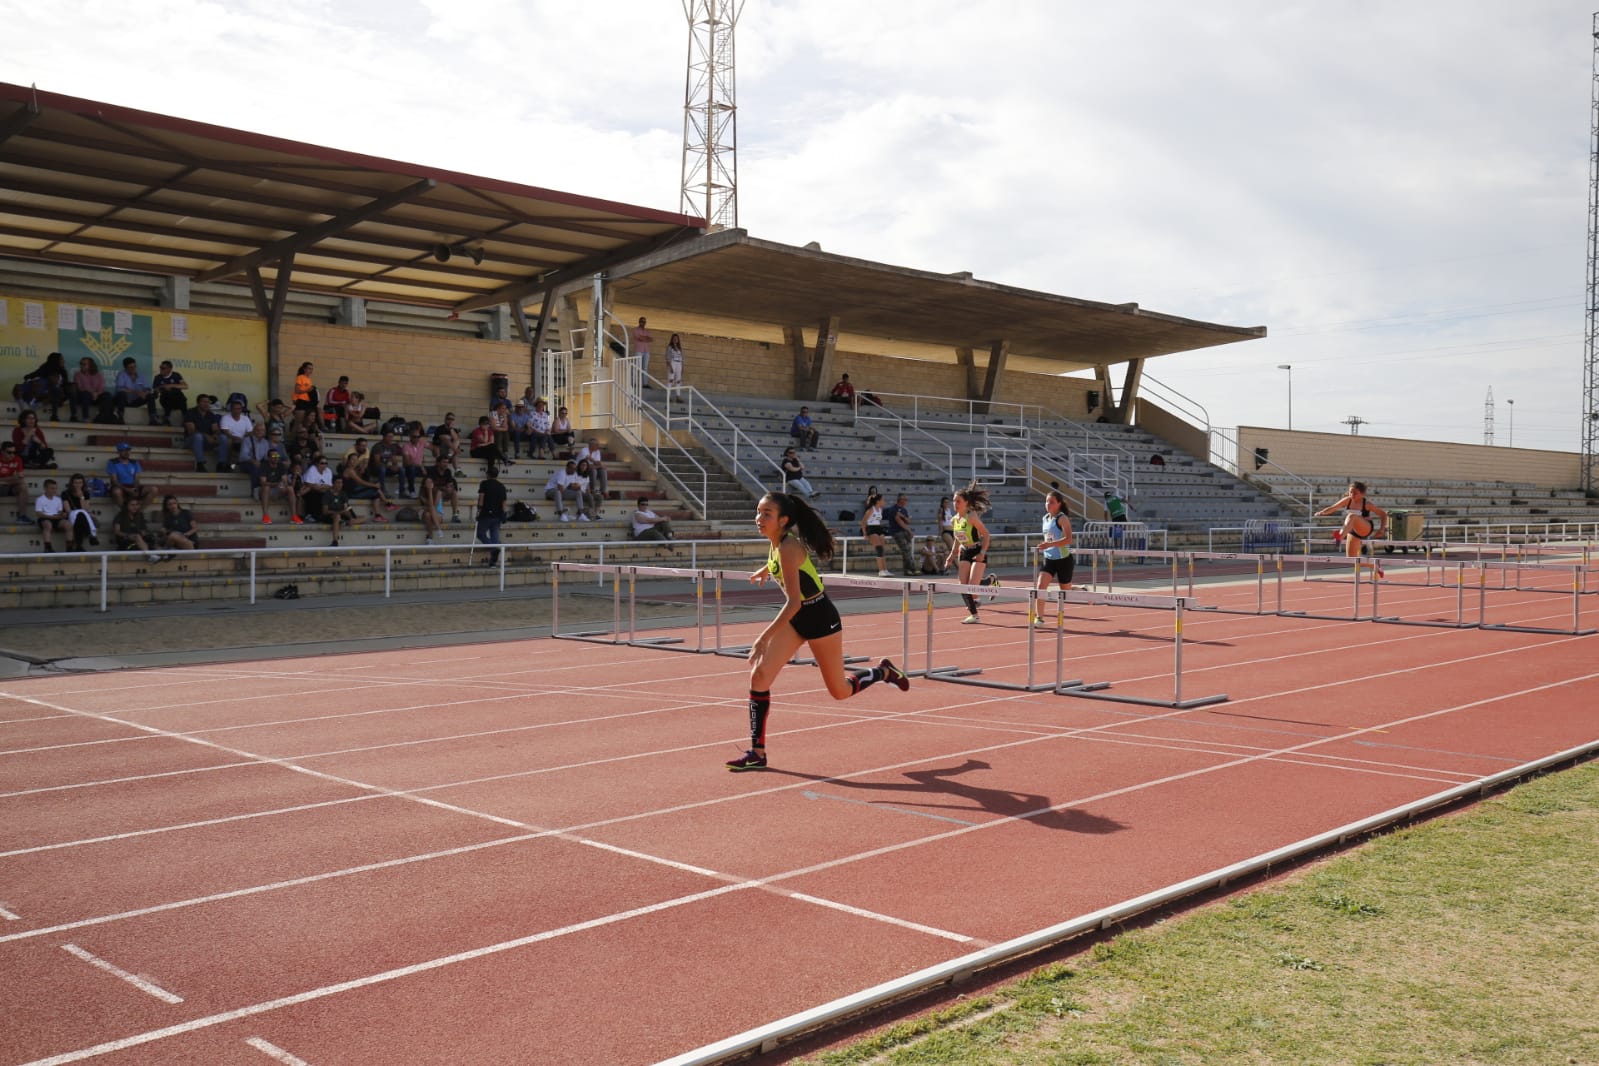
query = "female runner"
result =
(943, 480, 992, 624)
(1033, 489, 1074, 625)
(728, 492, 909, 771)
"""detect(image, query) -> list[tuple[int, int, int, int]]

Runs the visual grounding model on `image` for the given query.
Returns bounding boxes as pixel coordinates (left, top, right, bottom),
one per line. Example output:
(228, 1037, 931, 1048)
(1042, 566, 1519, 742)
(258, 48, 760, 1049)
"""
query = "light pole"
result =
(1277, 364, 1293, 430)
(1506, 399, 1514, 447)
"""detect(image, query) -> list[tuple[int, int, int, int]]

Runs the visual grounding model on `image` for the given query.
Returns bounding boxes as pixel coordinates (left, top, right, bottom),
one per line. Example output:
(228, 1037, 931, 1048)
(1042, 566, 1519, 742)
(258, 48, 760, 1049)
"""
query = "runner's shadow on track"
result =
(770, 758, 1127, 835)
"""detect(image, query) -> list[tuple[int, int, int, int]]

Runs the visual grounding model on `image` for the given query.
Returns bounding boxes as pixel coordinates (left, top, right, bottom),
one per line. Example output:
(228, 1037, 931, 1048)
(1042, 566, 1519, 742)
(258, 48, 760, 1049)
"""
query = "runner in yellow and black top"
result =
(727, 492, 910, 771)
(943, 479, 993, 624)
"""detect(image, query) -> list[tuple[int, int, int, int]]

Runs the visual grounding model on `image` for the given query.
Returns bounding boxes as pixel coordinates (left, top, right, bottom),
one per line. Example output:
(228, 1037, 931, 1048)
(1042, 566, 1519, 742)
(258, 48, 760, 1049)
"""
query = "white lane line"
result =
(60, 943, 183, 1004)
(244, 1037, 311, 1065)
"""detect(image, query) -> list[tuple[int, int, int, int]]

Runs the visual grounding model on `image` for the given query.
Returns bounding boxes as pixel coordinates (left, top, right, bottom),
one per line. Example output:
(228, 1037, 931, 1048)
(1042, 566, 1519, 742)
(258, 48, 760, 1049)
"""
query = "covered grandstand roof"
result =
(596, 229, 1265, 372)
(0, 81, 704, 311)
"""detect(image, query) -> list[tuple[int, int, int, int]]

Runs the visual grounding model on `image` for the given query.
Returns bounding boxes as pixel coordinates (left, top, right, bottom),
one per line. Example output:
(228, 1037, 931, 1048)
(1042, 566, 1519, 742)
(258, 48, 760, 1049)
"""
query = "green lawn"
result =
(803, 761, 1599, 1066)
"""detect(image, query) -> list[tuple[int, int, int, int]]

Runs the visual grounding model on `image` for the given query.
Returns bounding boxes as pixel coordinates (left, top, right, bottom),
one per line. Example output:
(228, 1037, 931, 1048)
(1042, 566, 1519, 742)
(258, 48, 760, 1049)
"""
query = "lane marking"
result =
(60, 943, 183, 1004)
(244, 1037, 311, 1065)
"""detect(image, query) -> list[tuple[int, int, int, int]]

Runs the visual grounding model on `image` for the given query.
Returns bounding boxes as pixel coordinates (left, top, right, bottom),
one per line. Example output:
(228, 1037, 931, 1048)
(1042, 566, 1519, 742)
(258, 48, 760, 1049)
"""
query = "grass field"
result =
(802, 760, 1598, 1066)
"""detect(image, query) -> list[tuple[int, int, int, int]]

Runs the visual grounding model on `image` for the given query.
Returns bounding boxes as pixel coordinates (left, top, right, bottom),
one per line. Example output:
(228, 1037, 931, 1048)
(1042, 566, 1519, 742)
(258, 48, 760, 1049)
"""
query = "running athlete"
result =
(1033, 490, 1074, 625)
(944, 480, 993, 624)
(728, 493, 909, 771)
(1314, 480, 1388, 559)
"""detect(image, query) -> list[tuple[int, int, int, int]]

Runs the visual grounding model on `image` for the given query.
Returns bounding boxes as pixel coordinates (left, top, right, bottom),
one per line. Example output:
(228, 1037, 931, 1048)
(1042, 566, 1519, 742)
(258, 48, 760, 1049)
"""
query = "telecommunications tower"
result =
(681, 0, 744, 229)
(1584, 12, 1599, 492)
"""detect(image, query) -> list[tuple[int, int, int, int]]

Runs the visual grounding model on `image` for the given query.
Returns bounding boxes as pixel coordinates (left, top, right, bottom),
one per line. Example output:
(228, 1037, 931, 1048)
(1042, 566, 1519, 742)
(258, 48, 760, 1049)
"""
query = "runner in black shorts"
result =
(726, 492, 911, 771)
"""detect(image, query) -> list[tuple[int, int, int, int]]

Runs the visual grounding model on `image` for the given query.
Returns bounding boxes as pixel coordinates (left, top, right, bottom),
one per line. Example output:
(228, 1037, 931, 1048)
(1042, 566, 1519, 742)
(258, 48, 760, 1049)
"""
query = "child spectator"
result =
(161, 494, 200, 552)
(114, 358, 156, 424)
(34, 477, 68, 552)
(106, 442, 156, 508)
(151, 360, 188, 426)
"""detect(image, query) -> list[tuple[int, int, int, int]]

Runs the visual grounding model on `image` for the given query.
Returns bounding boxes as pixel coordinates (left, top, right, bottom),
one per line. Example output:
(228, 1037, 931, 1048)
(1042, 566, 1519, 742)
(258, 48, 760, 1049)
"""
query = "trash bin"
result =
(489, 372, 510, 404)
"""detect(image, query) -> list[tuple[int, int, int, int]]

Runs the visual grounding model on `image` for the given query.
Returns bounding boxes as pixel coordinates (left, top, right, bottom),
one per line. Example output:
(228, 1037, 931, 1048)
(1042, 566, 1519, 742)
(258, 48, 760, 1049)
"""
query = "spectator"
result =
(61, 472, 99, 550)
(71, 356, 109, 423)
(631, 316, 653, 379)
(323, 375, 351, 431)
(184, 394, 228, 472)
(34, 477, 69, 552)
(828, 373, 856, 407)
(789, 406, 819, 451)
(0, 440, 27, 519)
(113, 358, 156, 425)
(321, 475, 360, 548)
(151, 360, 188, 426)
(665, 333, 685, 389)
(13, 411, 56, 469)
(111, 495, 159, 560)
(630, 501, 674, 541)
(422, 456, 463, 525)
(475, 464, 507, 566)
(574, 437, 608, 511)
(780, 446, 814, 498)
(886, 493, 917, 574)
(919, 535, 948, 575)
(13, 351, 68, 421)
(219, 397, 255, 469)
(508, 400, 534, 459)
(291, 361, 318, 424)
(106, 442, 156, 508)
(432, 412, 462, 471)
(527, 398, 554, 459)
(298, 453, 335, 522)
(399, 424, 430, 498)
(237, 422, 274, 494)
(550, 405, 575, 454)
(468, 415, 509, 471)
(349, 390, 381, 435)
(573, 458, 602, 520)
(368, 427, 406, 499)
(544, 460, 584, 521)
(257, 450, 301, 525)
(161, 494, 200, 552)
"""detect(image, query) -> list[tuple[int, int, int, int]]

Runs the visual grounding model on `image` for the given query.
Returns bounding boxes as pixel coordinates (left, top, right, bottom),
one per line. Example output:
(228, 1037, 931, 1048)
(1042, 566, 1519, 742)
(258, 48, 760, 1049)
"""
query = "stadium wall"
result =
(1237, 427, 1582, 491)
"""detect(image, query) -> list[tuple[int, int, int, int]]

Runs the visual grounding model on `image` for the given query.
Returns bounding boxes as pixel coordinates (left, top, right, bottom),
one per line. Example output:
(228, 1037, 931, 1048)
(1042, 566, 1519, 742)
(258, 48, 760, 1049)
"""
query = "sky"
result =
(4, 0, 1595, 453)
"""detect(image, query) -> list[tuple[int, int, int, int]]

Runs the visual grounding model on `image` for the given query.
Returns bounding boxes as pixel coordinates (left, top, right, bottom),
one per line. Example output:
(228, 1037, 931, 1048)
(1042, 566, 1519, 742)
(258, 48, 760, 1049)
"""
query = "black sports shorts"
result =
(789, 593, 843, 641)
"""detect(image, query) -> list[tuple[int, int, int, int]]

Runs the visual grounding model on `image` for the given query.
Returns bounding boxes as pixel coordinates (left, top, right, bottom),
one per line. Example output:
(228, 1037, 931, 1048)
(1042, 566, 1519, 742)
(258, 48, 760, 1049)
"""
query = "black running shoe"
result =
(726, 749, 767, 772)
(879, 658, 910, 692)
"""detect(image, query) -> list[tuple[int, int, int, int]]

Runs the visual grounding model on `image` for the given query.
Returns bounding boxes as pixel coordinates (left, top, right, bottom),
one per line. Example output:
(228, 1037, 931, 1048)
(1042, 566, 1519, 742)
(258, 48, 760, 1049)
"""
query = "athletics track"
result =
(1, 555, 1596, 1065)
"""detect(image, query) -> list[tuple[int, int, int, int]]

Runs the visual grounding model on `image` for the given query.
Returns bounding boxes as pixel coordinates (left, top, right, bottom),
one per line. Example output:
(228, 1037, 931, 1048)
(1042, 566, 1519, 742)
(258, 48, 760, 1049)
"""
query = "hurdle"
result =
(1477, 560, 1597, 636)
(919, 580, 1091, 693)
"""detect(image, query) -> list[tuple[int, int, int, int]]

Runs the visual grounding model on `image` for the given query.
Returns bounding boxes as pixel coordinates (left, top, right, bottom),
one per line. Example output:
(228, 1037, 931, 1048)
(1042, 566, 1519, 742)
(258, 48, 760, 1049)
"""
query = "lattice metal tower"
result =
(681, 0, 744, 229)
(1585, 12, 1599, 492)
(1483, 386, 1495, 446)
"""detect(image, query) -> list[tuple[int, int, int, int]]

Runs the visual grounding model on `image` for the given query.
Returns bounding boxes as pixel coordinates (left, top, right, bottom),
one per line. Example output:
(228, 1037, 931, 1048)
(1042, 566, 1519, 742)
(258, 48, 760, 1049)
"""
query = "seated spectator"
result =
(184, 395, 228, 472)
(12, 411, 55, 469)
(0, 440, 28, 519)
(61, 472, 99, 550)
(780, 447, 814, 497)
(323, 375, 351, 431)
(550, 405, 575, 454)
(321, 475, 360, 547)
(298, 453, 335, 522)
(432, 412, 462, 471)
(574, 437, 608, 509)
(421, 456, 463, 525)
(161, 494, 200, 552)
(630, 502, 674, 541)
(219, 397, 255, 469)
(508, 400, 535, 459)
(468, 415, 509, 471)
(399, 424, 430, 498)
(828, 373, 856, 407)
(344, 390, 378, 435)
(72, 356, 111, 423)
(789, 406, 819, 451)
(113, 358, 156, 425)
(111, 496, 158, 559)
(257, 450, 301, 525)
(527, 398, 554, 459)
(13, 351, 68, 421)
(150, 360, 188, 426)
(34, 477, 69, 553)
(543, 460, 584, 521)
(106, 442, 156, 508)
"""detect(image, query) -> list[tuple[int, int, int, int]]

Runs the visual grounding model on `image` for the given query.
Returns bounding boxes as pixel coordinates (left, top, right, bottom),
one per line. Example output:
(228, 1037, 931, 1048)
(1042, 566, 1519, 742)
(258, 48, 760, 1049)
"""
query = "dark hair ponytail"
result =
(955, 479, 990, 514)
(763, 492, 836, 561)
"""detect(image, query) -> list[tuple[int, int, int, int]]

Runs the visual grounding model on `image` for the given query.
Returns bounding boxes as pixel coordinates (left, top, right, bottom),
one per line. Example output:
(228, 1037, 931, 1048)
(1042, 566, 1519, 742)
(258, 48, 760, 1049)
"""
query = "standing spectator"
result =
(237, 422, 274, 494)
(298, 453, 335, 522)
(527, 398, 554, 459)
(665, 333, 685, 388)
(106, 442, 156, 508)
(184, 394, 228, 472)
(34, 478, 69, 552)
(399, 424, 430, 498)
(321, 476, 360, 548)
(829, 373, 856, 407)
(508, 400, 534, 459)
(475, 465, 507, 566)
(323, 375, 351, 431)
(219, 397, 255, 471)
(780, 447, 815, 498)
(543, 460, 584, 521)
(12, 411, 55, 469)
(422, 456, 463, 525)
(257, 450, 301, 525)
(486, 393, 514, 466)
(574, 437, 608, 511)
(0, 440, 28, 519)
(550, 405, 575, 454)
(72, 356, 108, 422)
(161, 494, 200, 552)
(111, 495, 158, 560)
(113, 358, 155, 424)
(291, 362, 318, 424)
(789, 406, 819, 451)
(886, 493, 917, 574)
(151, 360, 188, 425)
(13, 352, 68, 421)
(630, 501, 674, 541)
(61, 472, 99, 550)
(631, 316, 653, 379)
